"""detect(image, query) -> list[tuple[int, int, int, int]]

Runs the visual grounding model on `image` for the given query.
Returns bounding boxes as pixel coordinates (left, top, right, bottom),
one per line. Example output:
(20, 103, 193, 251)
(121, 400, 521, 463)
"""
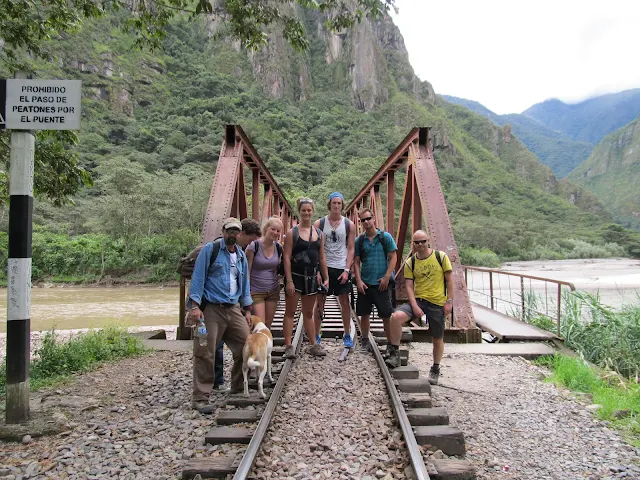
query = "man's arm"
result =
(444, 270, 454, 315)
(345, 219, 356, 271)
(385, 251, 397, 278)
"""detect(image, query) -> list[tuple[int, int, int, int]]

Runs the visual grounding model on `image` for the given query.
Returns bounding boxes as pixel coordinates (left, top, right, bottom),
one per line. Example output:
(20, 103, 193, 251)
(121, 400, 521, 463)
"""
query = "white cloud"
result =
(391, 0, 640, 114)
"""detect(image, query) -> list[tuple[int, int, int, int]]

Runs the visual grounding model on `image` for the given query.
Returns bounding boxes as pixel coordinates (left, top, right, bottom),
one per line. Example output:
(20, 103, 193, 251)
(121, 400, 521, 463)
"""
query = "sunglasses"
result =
(359, 216, 373, 222)
(413, 240, 428, 245)
(331, 231, 338, 242)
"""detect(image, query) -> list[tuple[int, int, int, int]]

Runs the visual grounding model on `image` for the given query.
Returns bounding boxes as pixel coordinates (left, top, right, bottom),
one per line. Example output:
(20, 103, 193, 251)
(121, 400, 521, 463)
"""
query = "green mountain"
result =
(569, 117, 640, 229)
(1, 8, 631, 282)
(442, 95, 594, 177)
(524, 90, 640, 144)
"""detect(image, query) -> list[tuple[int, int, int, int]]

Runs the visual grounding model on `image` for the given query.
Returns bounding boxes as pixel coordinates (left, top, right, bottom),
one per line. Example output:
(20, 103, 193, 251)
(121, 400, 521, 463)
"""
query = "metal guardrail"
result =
(463, 265, 576, 337)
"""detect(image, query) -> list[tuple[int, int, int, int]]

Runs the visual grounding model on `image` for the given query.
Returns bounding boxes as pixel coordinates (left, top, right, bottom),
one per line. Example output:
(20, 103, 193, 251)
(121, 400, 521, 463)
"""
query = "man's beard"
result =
(225, 237, 237, 246)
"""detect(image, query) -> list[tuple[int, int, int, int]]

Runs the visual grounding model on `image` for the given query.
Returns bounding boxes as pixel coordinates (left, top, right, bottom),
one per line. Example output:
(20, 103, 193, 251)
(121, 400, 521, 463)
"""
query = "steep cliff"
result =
(569, 118, 640, 229)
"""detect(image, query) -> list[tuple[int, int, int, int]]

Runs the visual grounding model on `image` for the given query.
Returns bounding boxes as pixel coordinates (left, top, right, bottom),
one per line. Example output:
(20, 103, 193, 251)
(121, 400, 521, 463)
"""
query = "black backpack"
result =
(319, 217, 351, 245)
(251, 239, 284, 276)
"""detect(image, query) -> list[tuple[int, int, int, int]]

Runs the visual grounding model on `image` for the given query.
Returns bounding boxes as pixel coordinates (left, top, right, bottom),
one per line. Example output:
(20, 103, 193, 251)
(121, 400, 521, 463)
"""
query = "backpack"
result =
(319, 216, 351, 245)
(177, 237, 224, 277)
(251, 239, 284, 276)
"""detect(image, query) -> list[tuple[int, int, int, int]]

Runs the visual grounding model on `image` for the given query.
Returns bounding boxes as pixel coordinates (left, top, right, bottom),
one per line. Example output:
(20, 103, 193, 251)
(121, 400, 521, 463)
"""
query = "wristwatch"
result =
(445, 299, 453, 304)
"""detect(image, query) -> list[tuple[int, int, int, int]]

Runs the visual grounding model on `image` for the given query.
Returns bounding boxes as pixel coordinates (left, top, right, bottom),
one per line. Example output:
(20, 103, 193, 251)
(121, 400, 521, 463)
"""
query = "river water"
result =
(1, 258, 639, 333)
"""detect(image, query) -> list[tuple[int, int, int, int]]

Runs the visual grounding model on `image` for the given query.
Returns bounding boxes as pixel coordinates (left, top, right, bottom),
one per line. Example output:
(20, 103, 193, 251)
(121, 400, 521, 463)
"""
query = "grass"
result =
(536, 354, 640, 447)
(0, 327, 148, 399)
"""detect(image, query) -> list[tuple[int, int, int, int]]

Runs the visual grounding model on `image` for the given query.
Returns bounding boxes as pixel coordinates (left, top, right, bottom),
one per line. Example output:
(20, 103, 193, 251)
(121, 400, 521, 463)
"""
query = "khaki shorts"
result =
(252, 285, 281, 305)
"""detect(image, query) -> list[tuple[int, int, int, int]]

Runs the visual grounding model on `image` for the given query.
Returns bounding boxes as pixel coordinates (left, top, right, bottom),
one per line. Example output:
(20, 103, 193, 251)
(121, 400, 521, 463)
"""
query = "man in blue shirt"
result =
(352, 208, 398, 352)
(189, 217, 253, 411)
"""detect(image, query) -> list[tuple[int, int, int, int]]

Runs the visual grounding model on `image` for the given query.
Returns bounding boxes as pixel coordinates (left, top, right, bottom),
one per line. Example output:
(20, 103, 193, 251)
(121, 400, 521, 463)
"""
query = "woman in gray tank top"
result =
(246, 217, 283, 328)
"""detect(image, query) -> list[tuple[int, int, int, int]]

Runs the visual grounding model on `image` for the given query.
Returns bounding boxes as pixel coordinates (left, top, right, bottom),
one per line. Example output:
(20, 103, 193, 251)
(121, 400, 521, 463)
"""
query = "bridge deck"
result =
(472, 304, 559, 342)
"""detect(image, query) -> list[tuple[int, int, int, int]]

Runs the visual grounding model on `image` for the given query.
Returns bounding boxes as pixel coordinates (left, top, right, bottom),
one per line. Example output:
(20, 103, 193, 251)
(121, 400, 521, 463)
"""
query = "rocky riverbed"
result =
(410, 344, 640, 480)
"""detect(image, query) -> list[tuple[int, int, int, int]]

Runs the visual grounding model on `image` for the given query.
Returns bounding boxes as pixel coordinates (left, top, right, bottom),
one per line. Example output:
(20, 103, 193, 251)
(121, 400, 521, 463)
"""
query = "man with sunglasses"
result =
(385, 230, 453, 385)
(353, 208, 397, 352)
(314, 192, 356, 348)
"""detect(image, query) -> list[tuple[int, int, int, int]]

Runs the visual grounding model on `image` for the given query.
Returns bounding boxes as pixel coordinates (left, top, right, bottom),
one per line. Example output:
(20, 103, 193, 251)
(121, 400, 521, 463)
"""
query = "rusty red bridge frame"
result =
(178, 125, 479, 342)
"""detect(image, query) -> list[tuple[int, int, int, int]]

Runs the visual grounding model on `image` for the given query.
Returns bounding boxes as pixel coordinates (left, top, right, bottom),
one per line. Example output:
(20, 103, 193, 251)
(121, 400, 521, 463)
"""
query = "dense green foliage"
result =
(569, 119, 640, 230)
(0, 12, 634, 282)
(0, 328, 147, 397)
(537, 354, 640, 446)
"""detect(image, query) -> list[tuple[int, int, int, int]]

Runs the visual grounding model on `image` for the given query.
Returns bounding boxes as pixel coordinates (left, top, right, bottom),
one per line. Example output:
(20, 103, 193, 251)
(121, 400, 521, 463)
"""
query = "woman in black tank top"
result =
(282, 198, 329, 358)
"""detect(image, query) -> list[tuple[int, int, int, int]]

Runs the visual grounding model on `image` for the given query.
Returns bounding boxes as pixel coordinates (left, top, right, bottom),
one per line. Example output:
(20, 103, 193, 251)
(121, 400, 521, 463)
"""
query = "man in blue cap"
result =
(314, 192, 356, 348)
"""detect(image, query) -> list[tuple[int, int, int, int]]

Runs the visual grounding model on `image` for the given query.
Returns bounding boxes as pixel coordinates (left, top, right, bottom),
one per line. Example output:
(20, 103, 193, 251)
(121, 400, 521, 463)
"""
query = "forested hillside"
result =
(1, 10, 635, 283)
(569, 117, 640, 230)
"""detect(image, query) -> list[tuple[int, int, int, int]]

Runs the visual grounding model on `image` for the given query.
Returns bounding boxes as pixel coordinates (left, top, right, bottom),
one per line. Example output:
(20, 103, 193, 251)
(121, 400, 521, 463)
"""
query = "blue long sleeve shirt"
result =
(188, 240, 253, 309)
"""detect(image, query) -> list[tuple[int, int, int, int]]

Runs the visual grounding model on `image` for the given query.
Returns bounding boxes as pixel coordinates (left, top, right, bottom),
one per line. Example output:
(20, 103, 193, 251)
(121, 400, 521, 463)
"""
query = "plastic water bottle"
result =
(197, 318, 208, 347)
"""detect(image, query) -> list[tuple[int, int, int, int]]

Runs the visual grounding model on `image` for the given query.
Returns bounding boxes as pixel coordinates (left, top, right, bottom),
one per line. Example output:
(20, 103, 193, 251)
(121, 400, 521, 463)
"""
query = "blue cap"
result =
(329, 192, 344, 201)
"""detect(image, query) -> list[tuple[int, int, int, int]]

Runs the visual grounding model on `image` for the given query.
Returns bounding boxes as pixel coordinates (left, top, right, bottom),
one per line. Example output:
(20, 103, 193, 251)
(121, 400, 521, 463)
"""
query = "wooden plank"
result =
(216, 410, 260, 425)
(182, 457, 236, 479)
(414, 426, 466, 456)
(205, 427, 253, 445)
(472, 304, 559, 341)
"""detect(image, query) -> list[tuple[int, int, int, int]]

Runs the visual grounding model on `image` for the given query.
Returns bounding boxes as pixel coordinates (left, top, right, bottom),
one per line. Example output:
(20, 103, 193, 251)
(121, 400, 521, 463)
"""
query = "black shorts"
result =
(394, 299, 445, 339)
(325, 267, 351, 296)
(356, 285, 393, 319)
(290, 268, 318, 296)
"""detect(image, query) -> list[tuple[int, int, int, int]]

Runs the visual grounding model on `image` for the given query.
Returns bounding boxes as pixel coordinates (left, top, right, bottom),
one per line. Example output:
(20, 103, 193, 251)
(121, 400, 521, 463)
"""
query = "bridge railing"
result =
(463, 265, 576, 337)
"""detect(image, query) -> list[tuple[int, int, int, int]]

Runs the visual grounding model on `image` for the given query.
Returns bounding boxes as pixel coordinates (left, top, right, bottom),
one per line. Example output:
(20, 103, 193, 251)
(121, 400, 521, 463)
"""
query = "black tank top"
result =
(291, 226, 321, 271)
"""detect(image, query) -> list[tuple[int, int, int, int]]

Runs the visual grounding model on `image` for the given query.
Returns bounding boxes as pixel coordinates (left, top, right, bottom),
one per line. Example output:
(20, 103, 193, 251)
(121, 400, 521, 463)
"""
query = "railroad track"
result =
(182, 294, 476, 480)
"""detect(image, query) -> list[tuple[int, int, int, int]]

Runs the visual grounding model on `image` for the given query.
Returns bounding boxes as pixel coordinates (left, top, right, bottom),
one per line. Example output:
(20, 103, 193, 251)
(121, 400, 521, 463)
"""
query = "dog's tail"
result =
(247, 358, 260, 369)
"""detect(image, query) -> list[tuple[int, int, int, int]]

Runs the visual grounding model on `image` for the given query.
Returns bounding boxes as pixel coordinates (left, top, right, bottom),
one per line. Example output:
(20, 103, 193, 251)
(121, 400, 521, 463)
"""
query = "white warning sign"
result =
(4, 79, 81, 130)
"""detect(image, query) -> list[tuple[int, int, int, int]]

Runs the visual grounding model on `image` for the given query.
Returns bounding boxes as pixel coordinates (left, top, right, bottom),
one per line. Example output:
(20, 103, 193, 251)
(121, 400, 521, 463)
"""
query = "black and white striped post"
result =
(5, 74, 35, 424)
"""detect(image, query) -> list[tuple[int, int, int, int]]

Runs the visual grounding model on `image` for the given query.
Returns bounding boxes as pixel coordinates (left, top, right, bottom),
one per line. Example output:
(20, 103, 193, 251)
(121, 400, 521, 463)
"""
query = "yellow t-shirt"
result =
(403, 251, 452, 306)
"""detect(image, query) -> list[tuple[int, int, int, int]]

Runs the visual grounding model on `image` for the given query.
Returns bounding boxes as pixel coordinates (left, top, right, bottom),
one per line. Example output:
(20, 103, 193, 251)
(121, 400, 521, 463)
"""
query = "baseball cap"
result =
(222, 217, 242, 231)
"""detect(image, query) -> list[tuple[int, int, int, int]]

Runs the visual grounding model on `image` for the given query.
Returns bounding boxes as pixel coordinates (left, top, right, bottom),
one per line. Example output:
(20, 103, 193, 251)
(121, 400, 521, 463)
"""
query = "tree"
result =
(0, 0, 396, 70)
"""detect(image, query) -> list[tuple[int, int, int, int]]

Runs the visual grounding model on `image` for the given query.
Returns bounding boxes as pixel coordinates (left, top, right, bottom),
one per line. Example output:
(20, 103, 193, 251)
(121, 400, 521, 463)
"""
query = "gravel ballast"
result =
(410, 343, 640, 480)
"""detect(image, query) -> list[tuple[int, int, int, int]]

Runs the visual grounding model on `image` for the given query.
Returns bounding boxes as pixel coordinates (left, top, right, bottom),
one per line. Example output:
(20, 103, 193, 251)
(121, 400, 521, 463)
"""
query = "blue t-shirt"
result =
(355, 230, 397, 285)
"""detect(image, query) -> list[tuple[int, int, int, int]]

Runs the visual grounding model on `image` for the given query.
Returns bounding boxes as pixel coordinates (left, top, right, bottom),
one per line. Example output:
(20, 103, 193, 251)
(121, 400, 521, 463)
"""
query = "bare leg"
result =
(389, 311, 410, 345)
(360, 314, 371, 338)
(338, 294, 351, 335)
(432, 338, 445, 364)
(252, 302, 266, 324)
(314, 294, 326, 337)
(382, 317, 390, 340)
(265, 300, 278, 329)
(302, 295, 318, 345)
(283, 293, 300, 347)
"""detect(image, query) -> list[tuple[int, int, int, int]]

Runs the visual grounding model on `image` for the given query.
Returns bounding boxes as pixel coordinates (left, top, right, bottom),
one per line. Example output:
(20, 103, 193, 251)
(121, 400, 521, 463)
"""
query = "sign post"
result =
(3, 75, 81, 424)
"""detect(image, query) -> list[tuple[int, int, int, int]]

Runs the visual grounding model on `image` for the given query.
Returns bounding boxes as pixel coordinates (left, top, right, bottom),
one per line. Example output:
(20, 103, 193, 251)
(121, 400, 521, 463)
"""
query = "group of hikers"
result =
(186, 192, 453, 411)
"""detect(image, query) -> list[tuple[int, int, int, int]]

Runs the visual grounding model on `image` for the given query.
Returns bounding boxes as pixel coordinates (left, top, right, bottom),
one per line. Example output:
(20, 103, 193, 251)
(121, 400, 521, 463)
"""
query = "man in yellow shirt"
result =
(385, 230, 454, 385)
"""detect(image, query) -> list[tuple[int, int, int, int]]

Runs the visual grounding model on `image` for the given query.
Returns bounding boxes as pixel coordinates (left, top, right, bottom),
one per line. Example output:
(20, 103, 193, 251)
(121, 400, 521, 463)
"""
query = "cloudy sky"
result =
(391, 0, 640, 114)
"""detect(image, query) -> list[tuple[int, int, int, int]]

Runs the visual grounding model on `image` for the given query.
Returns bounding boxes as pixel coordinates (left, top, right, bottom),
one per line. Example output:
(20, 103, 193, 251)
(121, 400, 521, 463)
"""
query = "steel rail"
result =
(232, 305, 305, 480)
(349, 304, 430, 480)
(463, 265, 576, 290)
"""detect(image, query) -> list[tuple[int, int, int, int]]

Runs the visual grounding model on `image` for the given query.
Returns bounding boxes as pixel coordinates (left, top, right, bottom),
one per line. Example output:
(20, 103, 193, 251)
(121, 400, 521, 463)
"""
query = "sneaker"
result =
(360, 336, 372, 353)
(343, 334, 354, 349)
(213, 384, 230, 392)
(315, 334, 322, 345)
(307, 344, 327, 357)
(191, 400, 214, 414)
(428, 366, 440, 385)
(283, 345, 296, 359)
(384, 346, 401, 368)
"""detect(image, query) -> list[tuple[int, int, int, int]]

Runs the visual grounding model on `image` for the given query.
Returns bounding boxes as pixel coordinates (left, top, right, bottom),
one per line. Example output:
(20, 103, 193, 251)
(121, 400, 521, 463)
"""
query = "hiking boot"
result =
(382, 344, 391, 359)
(384, 346, 401, 369)
(315, 333, 322, 345)
(191, 400, 214, 414)
(307, 344, 327, 357)
(283, 345, 296, 359)
(359, 336, 372, 353)
(343, 334, 354, 349)
(428, 365, 440, 385)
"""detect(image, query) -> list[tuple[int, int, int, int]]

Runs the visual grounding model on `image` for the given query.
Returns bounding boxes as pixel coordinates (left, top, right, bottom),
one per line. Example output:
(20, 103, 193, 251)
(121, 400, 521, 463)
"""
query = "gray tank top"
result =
(322, 216, 347, 269)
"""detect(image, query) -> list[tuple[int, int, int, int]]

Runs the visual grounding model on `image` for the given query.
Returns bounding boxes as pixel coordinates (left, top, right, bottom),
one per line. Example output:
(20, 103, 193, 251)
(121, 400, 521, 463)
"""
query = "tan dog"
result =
(242, 315, 274, 398)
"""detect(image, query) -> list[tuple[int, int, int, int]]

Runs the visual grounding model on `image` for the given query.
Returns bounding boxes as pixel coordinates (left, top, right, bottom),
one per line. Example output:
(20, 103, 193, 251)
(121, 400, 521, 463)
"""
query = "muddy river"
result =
(1, 258, 639, 333)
